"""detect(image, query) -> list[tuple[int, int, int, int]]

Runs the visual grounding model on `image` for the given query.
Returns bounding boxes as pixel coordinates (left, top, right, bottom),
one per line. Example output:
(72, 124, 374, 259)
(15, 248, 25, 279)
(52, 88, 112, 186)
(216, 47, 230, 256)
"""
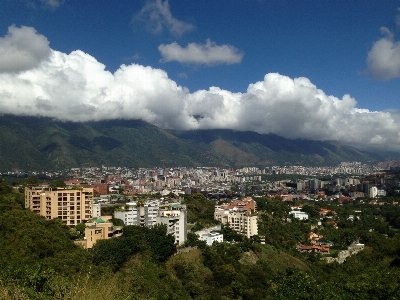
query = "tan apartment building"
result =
(214, 208, 258, 238)
(25, 186, 94, 226)
(214, 197, 258, 238)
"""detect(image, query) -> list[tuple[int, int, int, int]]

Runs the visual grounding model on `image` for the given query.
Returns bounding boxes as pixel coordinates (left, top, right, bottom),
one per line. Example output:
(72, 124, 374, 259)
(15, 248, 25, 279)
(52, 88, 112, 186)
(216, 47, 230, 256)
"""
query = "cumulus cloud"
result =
(0, 25, 51, 73)
(367, 26, 400, 80)
(1, 26, 400, 151)
(159, 39, 244, 65)
(133, 0, 194, 37)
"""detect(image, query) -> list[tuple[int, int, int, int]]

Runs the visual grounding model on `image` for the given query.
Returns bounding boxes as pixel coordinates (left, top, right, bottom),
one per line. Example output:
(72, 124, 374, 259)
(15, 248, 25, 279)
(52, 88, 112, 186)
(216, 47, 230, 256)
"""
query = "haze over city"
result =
(1, 0, 400, 151)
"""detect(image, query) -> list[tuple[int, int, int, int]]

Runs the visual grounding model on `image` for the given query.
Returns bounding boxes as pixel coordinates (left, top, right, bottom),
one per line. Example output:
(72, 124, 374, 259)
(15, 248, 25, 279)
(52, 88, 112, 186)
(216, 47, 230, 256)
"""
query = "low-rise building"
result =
(199, 232, 223, 246)
(75, 216, 122, 249)
(297, 243, 330, 254)
(288, 210, 309, 220)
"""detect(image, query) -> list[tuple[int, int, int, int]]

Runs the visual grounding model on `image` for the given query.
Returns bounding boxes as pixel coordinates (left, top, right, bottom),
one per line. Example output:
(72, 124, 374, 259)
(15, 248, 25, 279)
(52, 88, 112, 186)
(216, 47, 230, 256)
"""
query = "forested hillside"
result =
(1, 178, 400, 299)
(0, 115, 393, 172)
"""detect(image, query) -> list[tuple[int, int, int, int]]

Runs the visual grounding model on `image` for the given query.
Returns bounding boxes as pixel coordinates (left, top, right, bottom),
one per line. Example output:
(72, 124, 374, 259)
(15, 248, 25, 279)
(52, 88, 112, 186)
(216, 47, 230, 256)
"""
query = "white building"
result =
(93, 203, 101, 218)
(156, 203, 187, 245)
(114, 201, 187, 245)
(288, 210, 309, 220)
(114, 200, 159, 227)
(199, 232, 223, 246)
(369, 186, 378, 198)
(377, 189, 387, 197)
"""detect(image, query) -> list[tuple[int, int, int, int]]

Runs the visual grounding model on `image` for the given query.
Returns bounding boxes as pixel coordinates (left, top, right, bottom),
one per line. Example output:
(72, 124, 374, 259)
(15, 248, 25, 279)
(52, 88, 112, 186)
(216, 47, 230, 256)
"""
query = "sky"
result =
(1, 0, 400, 152)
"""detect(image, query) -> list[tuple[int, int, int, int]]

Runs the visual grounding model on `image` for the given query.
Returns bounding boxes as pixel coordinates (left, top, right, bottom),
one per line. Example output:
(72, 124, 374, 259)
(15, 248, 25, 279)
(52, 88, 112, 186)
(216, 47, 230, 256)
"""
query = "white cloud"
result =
(0, 25, 51, 73)
(40, 0, 64, 8)
(159, 39, 244, 65)
(177, 72, 188, 79)
(1, 26, 400, 151)
(367, 27, 400, 80)
(133, 0, 194, 37)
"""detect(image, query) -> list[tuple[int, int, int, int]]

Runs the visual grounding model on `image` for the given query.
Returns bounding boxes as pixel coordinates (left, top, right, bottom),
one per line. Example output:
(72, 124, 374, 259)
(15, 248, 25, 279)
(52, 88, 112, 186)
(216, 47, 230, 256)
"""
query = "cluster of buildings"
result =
(113, 200, 187, 246)
(20, 161, 400, 251)
(24, 185, 187, 248)
(8, 161, 387, 199)
(24, 184, 260, 249)
(267, 173, 400, 202)
(269, 162, 379, 176)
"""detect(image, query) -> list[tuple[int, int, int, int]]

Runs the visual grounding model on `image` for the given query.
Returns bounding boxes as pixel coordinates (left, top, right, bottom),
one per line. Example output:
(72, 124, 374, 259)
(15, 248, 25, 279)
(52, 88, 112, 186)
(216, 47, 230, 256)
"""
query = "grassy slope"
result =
(240, 244, 312, 274)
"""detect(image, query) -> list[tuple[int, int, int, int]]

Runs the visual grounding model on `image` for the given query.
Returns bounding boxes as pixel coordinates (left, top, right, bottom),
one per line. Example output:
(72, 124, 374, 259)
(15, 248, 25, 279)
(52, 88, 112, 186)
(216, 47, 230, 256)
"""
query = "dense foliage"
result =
(183, 193, 220, 230)
(92, 224, 176, 272)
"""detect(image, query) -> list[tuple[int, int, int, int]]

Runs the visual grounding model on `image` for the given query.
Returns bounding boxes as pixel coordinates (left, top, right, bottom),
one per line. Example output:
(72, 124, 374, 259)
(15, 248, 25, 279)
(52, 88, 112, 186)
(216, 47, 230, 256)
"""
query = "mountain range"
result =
(0, 115, 396, 172)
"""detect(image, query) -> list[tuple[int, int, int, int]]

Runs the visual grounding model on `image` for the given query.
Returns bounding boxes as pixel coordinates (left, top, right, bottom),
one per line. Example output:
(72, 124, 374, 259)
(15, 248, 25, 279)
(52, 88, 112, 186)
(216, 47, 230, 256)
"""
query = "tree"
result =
(301, 205, 320, 219)
(24, 176, 41, 186)
(49, 179, 66, 188)
(111, 217, 124, 226)
(70, 222, 86, 240)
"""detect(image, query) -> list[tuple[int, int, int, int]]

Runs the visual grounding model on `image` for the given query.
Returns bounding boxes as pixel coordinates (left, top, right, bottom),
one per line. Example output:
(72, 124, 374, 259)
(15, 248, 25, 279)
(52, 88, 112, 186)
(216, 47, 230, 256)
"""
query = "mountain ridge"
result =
(0, 114, 396, 171)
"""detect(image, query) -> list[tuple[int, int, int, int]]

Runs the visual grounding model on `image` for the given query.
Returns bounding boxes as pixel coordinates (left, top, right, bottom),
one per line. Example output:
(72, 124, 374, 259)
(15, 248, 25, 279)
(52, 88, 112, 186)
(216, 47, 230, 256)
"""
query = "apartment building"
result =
(214, 198, 258, 238)
(25, 186, 94, 226)
(114, 200, 159, 227)
(214, 208, 258, 238)
(156, 203, 187, 245)
(113, 200, 187, 245)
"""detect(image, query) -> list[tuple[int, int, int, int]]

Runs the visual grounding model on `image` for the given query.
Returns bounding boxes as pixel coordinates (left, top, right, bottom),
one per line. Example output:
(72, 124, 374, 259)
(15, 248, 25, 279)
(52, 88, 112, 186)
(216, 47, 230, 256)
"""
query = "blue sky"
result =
(1, 0, 400, 151)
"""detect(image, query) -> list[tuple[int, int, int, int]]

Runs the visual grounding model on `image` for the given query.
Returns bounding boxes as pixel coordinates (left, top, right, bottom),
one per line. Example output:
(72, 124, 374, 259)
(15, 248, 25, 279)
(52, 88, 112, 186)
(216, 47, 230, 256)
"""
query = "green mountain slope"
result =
(0, 115, 393, 171)
(0, 115, 213, 171)
(172, 129, 382, 167)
